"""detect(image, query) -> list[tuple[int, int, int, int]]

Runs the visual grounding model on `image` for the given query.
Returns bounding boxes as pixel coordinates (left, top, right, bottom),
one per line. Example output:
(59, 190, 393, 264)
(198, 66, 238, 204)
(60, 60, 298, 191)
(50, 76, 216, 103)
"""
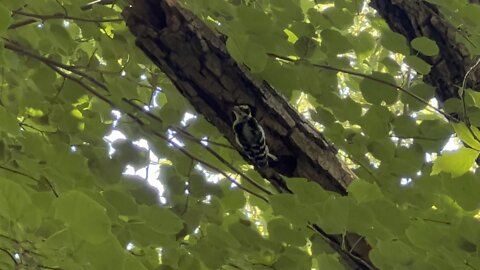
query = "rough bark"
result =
(370, 0, 480, 104)
(122, 0, 373, 269)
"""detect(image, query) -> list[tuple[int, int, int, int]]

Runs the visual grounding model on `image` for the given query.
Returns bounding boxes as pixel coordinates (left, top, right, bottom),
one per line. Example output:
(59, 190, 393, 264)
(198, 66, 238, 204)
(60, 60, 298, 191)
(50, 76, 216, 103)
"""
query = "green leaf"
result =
(322, 7, 354, 30)
(380, 29, 409, 55)
(270, 193, 313, 225)
(411, 37, 439, 56)
(112, 140, 149, 170)
(431, 146, 478, 177)
(0, 3, 12, 34)
(400, 83, 435, 111)
(226, 35, 267, 72)
(351, 31, 375, 56)
(392, 115, 418, 137)
(271, 0, 304, 24)
(405, 220, 446, 249)
(452, 122, 480, 150)
(273, 246, 312, 270)
(316, 254, 345, 270)
(443, 173, 480, 211)
(187, 238, 227, 269)
(320, 29, 352, 54)
(139, 205, 183, 234)
(288, 178, 329, 204)
(0, 178, 31, 220)
(370, 239, 415, 267)
(317, 196, 350, 234)
(294, 36, 317, 58)
(267, 218, 307, 246)
(0, 106, 20, 136)
(359, 72, 398, 105)
(367, 139, 396, 162)
(220, 187, 246, 211)
(75, 237, 126, 270)
(104, 190, 138, 216)
(347, 180, 383, 203)
(361, 105, 392, 139)
(404, 55, 431, 74)
(54, 191, 111, 244)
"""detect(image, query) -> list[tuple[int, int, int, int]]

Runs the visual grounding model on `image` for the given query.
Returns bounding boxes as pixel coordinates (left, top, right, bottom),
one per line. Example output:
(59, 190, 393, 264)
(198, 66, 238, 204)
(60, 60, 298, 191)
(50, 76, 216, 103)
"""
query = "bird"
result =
(232, 104, 273, 168)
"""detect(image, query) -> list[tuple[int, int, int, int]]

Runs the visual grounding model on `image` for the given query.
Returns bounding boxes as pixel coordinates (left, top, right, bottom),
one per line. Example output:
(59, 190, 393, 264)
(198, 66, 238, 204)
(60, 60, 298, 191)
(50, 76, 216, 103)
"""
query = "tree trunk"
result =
(370, 0, 480, 104)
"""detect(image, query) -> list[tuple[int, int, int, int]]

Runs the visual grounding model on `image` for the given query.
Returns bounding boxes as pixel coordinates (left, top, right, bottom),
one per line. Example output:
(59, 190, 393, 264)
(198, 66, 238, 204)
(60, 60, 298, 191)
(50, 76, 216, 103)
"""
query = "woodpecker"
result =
(232, 105, 271, 168)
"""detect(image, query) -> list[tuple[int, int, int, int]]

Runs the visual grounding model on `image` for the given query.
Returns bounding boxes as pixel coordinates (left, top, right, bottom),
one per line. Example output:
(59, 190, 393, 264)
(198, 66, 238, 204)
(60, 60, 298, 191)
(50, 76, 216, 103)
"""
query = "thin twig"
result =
(309, 224, 374, 270)
(267, 53, 455, 122)
(7, 45, 269, 201)
(0, 248, 17, 265)
(460, 57, 480, 143)
(8, 19, 37, 29)
(122, 98, 273, 195)
(0, 166, 59, 197)
(4, 41, 109, 92)
(130, 114, 270, 202)
(13, 10, 123, 23)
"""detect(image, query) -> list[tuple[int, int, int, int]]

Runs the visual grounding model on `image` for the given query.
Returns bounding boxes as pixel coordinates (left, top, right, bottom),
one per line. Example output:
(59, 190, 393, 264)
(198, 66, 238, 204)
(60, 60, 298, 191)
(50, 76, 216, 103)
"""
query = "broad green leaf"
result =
(442, 173, 480, 211)
(316, 254, 345, 270)
(370, 239, 416, 268)
(75, 237, 126, 270)
(0, 178, 32, 220)
(361, 105, 392, 139)
(112, 140, 149, 170)
(322, 7, 354, 30)
(347, 180, 383, 203)
(452, 122, 480, 150)
(188, 238, 228, 269)
(431, 146, 478, 177)
(139, 205, 183, 234)
(271, 0, 304, 24)
(267, 218, 307, 246)
(273, 246, 312, 270)
(351, 31, 375, 57)
(206, 224, 241, 249)
(54, 191, 111, 244)
(104, 190, 138, 216)
(0, 106, 20, 136)
(359, 72, 398, 105)
(317, 196, 350, 234)
(405, 220, 446, 249)
(411, 37, 439, 56)
(320, 29, 352, 54)
(226, 35, 268, 72)
(220, 187, 246, 211)
(392, 114, 418, 137)
(400, 83, 435, 111)
(288, 178, 329, 204)
(235, 6, 273, 34)
(294, 36, 317, 58)
(307, 8, 332, 29)
(404, 55, 431, 74)
(380, 29, 409, 55)
(270, 193, 313, 225)
(0, 3, 11, 34)
(367, 139, 396, 162)
(228, 221, 266, 250)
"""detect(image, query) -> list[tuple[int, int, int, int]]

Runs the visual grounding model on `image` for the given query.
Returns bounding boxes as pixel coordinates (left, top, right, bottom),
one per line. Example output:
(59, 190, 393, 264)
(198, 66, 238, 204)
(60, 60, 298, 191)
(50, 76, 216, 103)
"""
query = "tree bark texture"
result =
(370, 0, 479, 104)
(122, 0, 373, 269)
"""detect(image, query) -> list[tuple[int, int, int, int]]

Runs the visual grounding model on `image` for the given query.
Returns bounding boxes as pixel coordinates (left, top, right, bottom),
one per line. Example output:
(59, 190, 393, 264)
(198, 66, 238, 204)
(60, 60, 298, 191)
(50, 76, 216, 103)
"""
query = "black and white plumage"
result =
(232, 105, 270, 168)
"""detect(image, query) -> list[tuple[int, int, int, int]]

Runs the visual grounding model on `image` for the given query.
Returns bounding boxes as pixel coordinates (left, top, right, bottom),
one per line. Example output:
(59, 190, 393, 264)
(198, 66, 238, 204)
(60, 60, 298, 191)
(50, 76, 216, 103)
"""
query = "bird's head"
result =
(232, 104, 252, 120)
